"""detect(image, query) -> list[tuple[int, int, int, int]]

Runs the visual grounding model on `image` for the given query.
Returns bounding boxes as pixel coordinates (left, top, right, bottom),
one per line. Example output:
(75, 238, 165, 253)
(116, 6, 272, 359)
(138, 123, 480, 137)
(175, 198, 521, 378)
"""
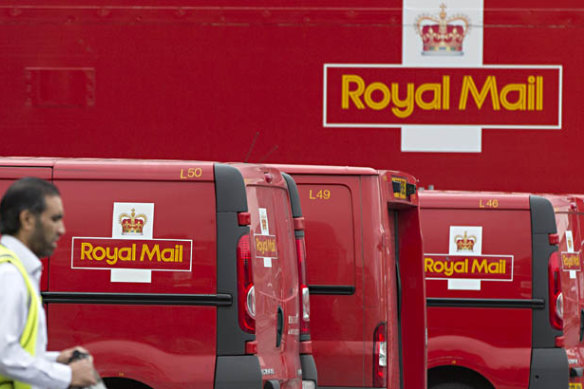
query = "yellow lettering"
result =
(472, 259, 488, 273)
(500, 83, 526, 111)
(536, 76, 543, 110)
(391, 83, 415, 118)
(105, 247, 118, 266)
(443, 75, 450, 110)
(80, 243, 93, 260)
(119, 247, 132, 262)
(459, 76, 501, 111)
(93, 246, 106, 261)
(415, 82, 442, 110)
(161, 248, 174, 262)
(487, 261, 500, 274)
(342, 75, 365, 109)
(528, 76, 535, 110)
(364, 82, 391, 110)
(180, 167, 203, 179)
(425, 257, 435, 273)
(140, 244, 161, 262)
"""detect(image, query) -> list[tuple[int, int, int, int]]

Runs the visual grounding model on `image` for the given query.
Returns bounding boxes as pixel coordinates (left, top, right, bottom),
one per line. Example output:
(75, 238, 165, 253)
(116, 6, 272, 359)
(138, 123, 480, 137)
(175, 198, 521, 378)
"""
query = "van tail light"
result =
(237, 234, 255, 333)
(548, 251, 564, 331)
(296, 237, 311, 336)
(373, 322, 388, 387)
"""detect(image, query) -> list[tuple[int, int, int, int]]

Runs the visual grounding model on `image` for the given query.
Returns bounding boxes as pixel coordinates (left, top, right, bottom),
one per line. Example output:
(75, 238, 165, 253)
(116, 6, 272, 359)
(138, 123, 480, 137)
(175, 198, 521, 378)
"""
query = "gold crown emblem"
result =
(416, 4, 470, 56)
(455, 231, 476, 251)
(119, 208, 147, 234)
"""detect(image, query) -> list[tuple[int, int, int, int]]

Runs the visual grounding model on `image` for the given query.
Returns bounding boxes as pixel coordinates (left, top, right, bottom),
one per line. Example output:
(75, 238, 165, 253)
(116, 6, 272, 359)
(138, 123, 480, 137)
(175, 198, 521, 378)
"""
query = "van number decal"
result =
(179, 167, 203, 180)
(479, 199, 499, 208)
(309, 189, 331, 200)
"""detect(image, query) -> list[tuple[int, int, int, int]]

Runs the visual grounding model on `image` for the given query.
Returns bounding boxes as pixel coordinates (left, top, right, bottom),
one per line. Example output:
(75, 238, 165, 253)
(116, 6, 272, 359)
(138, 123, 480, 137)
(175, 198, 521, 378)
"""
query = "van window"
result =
(246, 185, 297, 300)
(297, 184, 355, 287)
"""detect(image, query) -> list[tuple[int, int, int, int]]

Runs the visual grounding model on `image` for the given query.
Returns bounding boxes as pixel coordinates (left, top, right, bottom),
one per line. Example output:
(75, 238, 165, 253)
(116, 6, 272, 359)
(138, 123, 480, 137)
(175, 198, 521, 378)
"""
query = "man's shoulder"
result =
(0, 261, 27, 288)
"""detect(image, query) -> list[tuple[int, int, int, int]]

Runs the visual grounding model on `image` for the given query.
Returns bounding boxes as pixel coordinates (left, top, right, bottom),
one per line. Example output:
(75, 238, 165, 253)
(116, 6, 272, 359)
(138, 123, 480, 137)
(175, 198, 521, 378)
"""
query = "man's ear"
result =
(19, 209, 36, 233)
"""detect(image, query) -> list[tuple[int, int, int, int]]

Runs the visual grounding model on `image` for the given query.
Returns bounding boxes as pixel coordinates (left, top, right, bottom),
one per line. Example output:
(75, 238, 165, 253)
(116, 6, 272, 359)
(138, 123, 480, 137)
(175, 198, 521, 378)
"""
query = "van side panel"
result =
(47, 177, 218, 388)
(214, 164, 262, 388)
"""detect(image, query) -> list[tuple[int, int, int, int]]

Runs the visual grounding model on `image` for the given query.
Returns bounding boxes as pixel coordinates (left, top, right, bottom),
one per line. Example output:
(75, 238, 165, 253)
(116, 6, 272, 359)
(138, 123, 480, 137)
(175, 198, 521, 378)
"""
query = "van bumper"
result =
(301, 354, 318, 388)
(215, 355, 262, 389)
(528, 348, 569, 389)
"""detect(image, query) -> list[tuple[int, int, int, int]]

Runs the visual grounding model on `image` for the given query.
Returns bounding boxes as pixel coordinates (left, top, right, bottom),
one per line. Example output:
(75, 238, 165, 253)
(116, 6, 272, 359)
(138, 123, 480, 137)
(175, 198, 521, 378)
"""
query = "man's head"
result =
(0, 177, 65, 258)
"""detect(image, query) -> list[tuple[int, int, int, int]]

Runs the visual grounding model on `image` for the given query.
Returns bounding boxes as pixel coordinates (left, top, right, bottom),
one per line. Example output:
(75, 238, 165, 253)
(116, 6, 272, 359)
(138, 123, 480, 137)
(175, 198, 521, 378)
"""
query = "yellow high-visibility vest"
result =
(0, 246, 39, 389)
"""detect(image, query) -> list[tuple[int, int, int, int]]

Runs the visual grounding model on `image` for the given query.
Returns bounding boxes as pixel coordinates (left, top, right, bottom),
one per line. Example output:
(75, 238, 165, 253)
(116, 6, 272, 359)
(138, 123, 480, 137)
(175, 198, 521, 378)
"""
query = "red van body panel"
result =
(272, 164, 425, 389)
(48, 159, 218, 388)
(421, 191, 569, 389)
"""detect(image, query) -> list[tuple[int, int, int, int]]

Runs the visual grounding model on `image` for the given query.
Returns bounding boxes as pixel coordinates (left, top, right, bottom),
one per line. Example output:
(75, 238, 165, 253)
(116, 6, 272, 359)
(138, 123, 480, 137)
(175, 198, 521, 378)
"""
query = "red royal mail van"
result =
(271, 165, 426, 389)
(0, 157, 314, 389)
(420, 191, 569, 389)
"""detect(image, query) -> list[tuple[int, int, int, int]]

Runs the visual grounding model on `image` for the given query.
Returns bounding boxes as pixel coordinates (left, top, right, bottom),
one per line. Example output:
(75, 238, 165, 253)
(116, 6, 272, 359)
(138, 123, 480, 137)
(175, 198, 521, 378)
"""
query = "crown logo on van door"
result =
(119, 209, 147, 234)
(416, 3, 470, 56)
(455, 231, 476, 251)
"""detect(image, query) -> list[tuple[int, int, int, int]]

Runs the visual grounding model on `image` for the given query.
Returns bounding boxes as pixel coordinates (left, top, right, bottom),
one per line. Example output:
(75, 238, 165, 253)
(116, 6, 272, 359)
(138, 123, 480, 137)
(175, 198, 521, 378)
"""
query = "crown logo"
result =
(454, 231, 476, 252)
(416, 4, 470, 56)
(119, 208, 147, 235)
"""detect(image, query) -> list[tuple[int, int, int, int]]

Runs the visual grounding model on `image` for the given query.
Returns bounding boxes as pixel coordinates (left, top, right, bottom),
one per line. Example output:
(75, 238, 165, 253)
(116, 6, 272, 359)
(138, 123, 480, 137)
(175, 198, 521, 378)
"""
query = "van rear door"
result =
(291, 174, 365, 386)
(551, 195, 584, 383)
(236, 165, 302, 388)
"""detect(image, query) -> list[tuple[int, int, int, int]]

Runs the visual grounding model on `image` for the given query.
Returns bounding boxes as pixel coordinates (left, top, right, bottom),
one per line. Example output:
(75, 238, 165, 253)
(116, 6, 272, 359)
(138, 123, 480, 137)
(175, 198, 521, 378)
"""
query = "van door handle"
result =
(276, 306, 284, 348)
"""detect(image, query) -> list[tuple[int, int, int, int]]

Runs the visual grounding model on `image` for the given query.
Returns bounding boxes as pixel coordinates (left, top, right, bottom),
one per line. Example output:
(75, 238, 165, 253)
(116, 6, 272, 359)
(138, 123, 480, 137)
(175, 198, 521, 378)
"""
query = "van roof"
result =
(0, 157, 216, 182)
(269, 164, 378, 176)
(419, 190, 532, 210)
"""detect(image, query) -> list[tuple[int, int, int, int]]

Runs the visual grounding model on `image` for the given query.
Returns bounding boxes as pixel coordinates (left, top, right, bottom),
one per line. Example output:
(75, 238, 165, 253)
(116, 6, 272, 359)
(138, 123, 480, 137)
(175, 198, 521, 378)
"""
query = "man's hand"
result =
(70, 358, 98, 387)
(57, 346, 90, 364)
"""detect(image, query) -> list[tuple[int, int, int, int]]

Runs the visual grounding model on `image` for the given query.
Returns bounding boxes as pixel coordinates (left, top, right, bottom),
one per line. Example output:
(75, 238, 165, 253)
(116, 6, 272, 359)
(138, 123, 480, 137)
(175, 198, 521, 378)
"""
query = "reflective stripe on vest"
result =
(0, 246, 39, 389)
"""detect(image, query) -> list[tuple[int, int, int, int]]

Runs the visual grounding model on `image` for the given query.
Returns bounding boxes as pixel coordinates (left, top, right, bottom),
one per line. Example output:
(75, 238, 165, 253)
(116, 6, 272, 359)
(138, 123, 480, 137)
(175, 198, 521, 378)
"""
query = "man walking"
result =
(0, 177, 97, 389)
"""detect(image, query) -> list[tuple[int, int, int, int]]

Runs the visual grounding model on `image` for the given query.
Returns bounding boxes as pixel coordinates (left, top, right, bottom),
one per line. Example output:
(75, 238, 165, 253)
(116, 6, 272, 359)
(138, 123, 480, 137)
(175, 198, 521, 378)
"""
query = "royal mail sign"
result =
(323, 64, 562, 129)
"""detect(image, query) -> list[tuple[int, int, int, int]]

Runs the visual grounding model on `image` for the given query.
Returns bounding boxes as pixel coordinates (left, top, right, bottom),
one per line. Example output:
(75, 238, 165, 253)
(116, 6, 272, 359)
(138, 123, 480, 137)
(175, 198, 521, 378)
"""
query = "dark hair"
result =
(0, 177, 60, 235)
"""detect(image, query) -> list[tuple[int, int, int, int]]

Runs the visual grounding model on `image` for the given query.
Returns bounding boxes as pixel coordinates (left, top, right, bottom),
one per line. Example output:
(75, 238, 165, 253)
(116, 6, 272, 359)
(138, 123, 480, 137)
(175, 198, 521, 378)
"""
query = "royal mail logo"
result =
(255, 235, 278, 258)
(119, 208, 147, 235)
(561, 252, 582, 272)
(71, 237, 192, 271)
(455, 231, 476, 252)
(425, 254, 514, 281)
(416, 4, 470, 56)
(323, 64, 562, 128)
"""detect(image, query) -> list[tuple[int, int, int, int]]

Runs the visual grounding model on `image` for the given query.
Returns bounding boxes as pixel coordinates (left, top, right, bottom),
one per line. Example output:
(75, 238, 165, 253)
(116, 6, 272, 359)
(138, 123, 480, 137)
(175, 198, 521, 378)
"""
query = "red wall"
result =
(0, 0, 581, 192)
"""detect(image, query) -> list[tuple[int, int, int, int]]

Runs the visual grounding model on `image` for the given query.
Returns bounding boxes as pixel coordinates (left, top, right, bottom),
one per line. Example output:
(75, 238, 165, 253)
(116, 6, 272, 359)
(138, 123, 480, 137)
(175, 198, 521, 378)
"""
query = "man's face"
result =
(29, 195, 65, 258)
